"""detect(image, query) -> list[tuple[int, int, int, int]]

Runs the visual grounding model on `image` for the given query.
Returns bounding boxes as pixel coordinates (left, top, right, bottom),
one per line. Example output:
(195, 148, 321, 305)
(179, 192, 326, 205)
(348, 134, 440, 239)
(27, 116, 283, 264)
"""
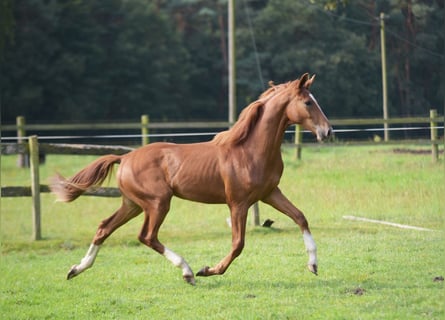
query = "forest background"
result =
(0, 0, 443, 125)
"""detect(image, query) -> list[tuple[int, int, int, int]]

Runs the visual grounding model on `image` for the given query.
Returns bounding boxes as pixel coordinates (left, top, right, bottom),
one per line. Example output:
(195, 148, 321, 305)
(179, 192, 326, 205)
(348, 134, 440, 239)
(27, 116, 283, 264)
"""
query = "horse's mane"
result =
(213, 81, 293, 146)
(259, 81, 291, 99)
(213, 100, 264, 146)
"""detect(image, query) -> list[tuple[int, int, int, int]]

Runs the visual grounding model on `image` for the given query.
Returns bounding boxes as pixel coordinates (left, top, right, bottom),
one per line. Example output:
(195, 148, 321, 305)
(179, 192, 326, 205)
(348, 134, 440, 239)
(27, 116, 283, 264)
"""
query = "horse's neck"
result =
(245, 104, 288, 159)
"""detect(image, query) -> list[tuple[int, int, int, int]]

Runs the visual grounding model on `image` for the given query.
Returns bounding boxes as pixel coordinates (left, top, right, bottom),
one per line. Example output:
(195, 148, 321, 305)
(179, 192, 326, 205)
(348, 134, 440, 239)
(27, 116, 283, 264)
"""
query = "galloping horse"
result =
(50, 73, 332, 285)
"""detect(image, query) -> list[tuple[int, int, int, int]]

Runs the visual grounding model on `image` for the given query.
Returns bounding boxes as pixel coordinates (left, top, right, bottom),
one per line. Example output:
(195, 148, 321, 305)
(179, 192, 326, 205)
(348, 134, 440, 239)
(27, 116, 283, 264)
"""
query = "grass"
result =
(1, 145, 444, 319)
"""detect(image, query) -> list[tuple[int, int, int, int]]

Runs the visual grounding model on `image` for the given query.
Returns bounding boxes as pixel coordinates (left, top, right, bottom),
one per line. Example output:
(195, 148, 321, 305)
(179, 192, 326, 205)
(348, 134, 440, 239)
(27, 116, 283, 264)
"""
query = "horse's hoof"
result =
(183, 275, 196, 286)
(67, 265, 78, 280)
(308, 264, 318, 276)
(196, 266, 210, 277)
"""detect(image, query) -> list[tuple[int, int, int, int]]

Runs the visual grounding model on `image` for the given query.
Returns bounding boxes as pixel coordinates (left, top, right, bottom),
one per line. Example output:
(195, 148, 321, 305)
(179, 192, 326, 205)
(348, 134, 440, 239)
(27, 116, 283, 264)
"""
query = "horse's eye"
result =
(304, 100, 312, 107)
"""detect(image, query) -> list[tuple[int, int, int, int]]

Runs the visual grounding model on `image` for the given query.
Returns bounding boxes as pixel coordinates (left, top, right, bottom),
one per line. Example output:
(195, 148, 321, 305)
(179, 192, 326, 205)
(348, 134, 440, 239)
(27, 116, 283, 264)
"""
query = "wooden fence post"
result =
(29, 135, 42, 240)
(251, 203, 260, 226)
(295, 124, 302, 160)
(16, 116, 28, 168)
(141, 114, 149, 146)
(430, 109, 438, 163)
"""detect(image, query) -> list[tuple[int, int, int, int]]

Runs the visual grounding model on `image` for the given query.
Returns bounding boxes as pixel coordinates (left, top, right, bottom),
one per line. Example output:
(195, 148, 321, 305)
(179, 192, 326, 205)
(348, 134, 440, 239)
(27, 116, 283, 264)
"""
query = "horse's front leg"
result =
(263, 187, 318, 275)
(196, 204, 248, 277)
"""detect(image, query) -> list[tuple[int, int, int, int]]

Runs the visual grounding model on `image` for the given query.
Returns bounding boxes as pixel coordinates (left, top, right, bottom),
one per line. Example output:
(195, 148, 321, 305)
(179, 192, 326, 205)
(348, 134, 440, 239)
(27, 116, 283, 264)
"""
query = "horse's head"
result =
(285, 73, 332, 141)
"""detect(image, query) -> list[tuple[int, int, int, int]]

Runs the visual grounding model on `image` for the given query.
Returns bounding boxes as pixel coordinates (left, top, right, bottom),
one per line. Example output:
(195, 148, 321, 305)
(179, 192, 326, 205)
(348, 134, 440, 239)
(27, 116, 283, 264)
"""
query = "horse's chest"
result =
(233, 162, 281, 191)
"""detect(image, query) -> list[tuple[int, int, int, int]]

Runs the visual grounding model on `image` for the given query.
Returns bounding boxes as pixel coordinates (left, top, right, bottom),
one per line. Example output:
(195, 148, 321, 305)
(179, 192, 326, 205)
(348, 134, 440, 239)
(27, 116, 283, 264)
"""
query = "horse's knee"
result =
(138, 235, 163, 253)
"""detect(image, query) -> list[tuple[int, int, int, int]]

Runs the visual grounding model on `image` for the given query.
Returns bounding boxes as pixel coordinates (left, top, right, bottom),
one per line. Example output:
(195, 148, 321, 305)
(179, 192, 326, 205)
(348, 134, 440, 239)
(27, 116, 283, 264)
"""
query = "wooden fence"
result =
(2, 137, 132, 240)
(1, 111, 443, 239)
(2, 111, 444, 159)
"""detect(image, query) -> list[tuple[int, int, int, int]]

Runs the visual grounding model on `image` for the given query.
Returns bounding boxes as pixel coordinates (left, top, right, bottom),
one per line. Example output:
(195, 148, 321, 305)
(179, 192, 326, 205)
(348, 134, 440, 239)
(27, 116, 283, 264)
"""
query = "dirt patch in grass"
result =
(345, 287, 366, 296)
(392, 148, 444, 155)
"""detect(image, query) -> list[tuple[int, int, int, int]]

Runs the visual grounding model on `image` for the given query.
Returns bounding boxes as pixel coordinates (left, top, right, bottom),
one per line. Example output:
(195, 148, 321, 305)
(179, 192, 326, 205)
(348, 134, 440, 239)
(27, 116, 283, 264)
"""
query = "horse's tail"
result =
(50, 154, 122, 202)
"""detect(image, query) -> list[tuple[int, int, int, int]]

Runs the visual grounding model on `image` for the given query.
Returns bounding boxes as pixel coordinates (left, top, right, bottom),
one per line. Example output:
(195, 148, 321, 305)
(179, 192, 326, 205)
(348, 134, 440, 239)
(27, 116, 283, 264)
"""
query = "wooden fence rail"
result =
(1, 185, 120, 197)
(2, 114, 443, 132)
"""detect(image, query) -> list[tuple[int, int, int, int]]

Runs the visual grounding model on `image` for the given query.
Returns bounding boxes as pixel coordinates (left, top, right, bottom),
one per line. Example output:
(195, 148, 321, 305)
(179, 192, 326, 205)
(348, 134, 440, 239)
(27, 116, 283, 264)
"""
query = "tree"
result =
(0, 0, 14, 55)
(160, 0, 230, 120)
(1, 0, 192, 123)
(380, 0, 444, 116)
(236, 0, 443, 118)
(236, 0, 381, 117)
(1, 0, 443, 126)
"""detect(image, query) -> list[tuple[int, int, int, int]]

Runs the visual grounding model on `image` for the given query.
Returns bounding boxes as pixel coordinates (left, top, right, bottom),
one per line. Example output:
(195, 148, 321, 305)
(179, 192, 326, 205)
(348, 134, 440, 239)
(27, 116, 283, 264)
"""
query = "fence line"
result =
(2, 113, 444, 136)
(292, 109, 443, 162)
(1, 111, 444, 239)
(2, 115, 443, 133)
(1, 125, 444, 142)
(2, 111, 444, 160)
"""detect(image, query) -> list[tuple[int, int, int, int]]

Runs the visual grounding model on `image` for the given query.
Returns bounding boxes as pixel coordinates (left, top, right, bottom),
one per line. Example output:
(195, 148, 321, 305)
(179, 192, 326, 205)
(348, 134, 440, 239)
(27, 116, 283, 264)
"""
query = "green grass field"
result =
(1, 145, 444, 319)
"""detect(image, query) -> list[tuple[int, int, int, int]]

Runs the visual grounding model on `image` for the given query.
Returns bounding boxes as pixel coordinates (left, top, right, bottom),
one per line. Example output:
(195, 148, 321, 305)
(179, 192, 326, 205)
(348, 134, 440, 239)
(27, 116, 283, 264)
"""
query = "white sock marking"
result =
(78, 244, 100, 272)
(163, 247, 184, 267)
(303, 230, 318, 265)
(163, 247, 193, 277)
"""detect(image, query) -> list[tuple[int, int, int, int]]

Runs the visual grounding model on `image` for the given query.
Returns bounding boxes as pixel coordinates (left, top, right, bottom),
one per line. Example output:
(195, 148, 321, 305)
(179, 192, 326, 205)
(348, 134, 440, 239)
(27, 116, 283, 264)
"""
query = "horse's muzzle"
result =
(316, 126, 333, 141)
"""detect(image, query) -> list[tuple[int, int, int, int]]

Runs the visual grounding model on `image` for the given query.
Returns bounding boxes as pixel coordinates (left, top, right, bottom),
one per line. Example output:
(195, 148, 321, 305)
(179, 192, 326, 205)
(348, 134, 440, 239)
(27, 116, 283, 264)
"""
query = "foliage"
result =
(0, 0, 14, 55)
(382, 0, 444, 116)
(1, 146, 444, 318)
(0, 0, 443, 123)
(1, 0, 192, 122)
(237, 0, 382, 117)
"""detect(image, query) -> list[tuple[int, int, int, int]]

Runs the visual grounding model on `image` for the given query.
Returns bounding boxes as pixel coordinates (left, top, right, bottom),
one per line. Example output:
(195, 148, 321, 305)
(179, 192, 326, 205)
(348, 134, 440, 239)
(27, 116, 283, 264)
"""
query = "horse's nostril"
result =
(327, 128, 332, 137)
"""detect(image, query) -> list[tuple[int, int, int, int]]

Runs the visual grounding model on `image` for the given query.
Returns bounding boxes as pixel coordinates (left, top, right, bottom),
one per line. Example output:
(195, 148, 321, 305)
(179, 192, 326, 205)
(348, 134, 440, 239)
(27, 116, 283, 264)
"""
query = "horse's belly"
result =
(172, 175, 226, 204)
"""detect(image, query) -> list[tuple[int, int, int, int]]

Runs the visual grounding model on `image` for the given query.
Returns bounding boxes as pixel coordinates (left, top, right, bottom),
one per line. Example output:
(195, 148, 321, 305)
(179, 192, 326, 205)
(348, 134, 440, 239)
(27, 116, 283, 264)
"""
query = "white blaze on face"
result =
(308, 92, 330, 141)
(309, 93, 319, 106)
(309, 93, 328, 119)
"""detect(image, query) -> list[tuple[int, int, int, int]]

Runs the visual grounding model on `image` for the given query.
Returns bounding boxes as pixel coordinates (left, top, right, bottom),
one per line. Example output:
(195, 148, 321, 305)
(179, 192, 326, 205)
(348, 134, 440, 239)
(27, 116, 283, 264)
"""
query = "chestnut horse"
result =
(50, 73, 332, 285)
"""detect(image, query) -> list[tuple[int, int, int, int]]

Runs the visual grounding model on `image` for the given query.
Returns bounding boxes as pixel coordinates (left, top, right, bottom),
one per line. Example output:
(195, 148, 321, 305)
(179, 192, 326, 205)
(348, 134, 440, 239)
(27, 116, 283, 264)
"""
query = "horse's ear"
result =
(297, 73, 310, 89)
(304, 74, 316, 89)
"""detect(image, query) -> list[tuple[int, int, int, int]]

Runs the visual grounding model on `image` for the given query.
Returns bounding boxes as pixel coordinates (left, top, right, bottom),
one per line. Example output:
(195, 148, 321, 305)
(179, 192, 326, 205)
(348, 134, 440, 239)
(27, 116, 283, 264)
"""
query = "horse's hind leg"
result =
(67, 197, 142, 279)
(138, 199, 195, 285)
